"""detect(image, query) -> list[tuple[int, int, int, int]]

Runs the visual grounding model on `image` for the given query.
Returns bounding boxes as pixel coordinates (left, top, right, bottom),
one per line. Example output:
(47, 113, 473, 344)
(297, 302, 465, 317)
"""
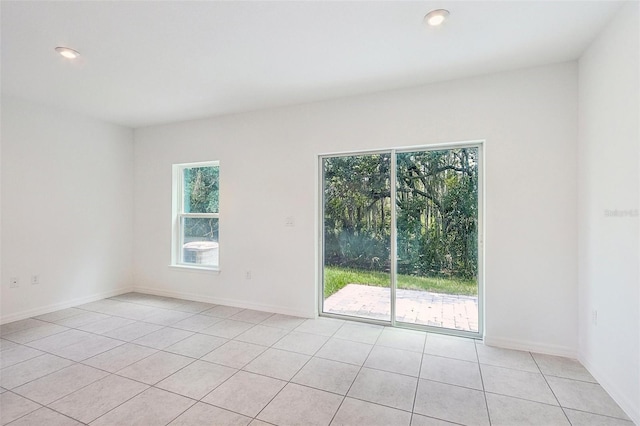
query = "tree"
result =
(324, 147, 478, 281)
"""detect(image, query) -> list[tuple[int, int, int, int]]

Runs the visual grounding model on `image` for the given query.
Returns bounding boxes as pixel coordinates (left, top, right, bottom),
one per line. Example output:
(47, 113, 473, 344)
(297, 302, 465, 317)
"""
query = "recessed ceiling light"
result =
(55, 46, 80, 59)
(424, 9, 450, 27)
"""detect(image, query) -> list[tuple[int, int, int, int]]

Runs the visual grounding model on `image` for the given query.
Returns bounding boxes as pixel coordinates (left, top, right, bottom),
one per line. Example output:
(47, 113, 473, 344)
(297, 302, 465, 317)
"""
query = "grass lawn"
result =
(324, 266, 477, 298)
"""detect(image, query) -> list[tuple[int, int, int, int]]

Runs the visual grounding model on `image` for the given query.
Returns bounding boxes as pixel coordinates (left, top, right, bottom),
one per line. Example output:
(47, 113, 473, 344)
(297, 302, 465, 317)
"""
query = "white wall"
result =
(578, 3, 640, 423)
(1, 97, 135, 322)
(134, 61, 579, 355)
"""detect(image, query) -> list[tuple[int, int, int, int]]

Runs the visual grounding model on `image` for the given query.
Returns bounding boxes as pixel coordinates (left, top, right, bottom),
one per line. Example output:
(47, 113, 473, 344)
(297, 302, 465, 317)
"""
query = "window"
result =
(172, 161, 220, 269)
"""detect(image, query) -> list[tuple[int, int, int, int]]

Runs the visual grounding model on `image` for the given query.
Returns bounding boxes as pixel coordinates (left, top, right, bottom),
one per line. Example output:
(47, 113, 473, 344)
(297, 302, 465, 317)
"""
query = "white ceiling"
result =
(1, 1, 622, 128)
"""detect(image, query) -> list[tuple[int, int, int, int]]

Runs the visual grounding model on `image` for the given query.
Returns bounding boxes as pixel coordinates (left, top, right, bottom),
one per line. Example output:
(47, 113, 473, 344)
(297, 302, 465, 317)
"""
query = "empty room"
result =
(1, 1, 638, 425)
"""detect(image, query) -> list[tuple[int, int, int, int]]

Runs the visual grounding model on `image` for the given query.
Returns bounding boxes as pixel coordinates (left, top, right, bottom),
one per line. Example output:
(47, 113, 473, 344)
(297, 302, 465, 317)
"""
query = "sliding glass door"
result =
(320, 143, 482, 336)
(321, 153, 392, 321)
(395, 147, 480, 332)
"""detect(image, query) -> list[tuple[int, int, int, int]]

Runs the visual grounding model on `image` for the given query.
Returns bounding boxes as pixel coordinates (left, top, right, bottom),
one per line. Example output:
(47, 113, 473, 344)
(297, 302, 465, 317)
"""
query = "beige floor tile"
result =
(332, 397, 412, 426)
(142, 309, 195, 326)
(82, 343, 157, 373)
(202, 305, 245, 319)
(132, 327, 194, 350)
(0, 392, 41, 425)
(201, 340, 267, 369)
(117, 351, 194, 384)
(486, 393, 569, 425)
(546, 376, 630, 420)
(348, 367, 417, 411)
(258, 383, 342, 426)
(420, 354, 482, 390)
(243, 348, 310, 381)
(532, 353, 596, 382)
(6, 407, 82, 426)
(172, 301, 217, 314)
(12, 364, 108, 405)
(414, 379, 489, 426)
(0, 345, 43, 369)
(476, 344, 537, 372)
(200, 319, 255, 339)
(103, 321, 163, 341)
(49, 334, 124, 362)
(202, 370, 286, 417)
(169, 401, 251, 426)
(292, 357, 359, 395)
(0, 339, 18, 352)
(91, 387, 194, 426)
(235, 325, 289, 346)
(293, 318, 345, 337)
(55, 311, 111, 328)
(272, 331, 329, 355)
(260, 314, 306, 330)
(171, 314, 223, 332)
(423, 334, 477, 362)
(0, 354, 73, 389)
(563, 408, 635, 426)
(410, 413, 459, 425)
(229, 309, 274, 324)
(156, 360, 236, 399)
(376, 328, 426, 353)
(77, 316, 136, 334)
(27, 329, 90, 352)
(315, 338, 373, 366)
(365, 345, 422, 377)
(49, 374, 148, 423)
(34, 308, 85, 323)
(165, 333, 227, 358)
(481, 364, 558, 405)
(333, 322, 384, 344)
(3, 323, 69, 344)
(0, 319, 48, 337)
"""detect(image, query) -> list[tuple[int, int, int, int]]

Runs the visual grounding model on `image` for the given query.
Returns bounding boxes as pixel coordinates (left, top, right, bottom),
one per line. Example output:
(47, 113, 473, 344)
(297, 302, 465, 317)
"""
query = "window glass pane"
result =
(396, 148, 479, 332)
(181, 217, 219, 266)
(322, 153, 391, 321)
(183, 166, 219, 213)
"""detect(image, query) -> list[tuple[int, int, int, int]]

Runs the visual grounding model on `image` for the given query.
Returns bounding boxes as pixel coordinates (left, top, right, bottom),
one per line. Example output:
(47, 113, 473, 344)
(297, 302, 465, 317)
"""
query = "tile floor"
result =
(0, 293, 633, 426)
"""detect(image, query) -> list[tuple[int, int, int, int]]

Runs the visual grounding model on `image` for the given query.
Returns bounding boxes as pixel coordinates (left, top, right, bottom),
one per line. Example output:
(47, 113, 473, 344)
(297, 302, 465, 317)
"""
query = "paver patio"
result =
(324, 283, 478, 332)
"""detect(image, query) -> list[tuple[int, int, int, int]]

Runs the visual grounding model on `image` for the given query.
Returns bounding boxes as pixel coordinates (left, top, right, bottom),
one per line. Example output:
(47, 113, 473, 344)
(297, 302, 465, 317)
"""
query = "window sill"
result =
(169, 264, 221, 275)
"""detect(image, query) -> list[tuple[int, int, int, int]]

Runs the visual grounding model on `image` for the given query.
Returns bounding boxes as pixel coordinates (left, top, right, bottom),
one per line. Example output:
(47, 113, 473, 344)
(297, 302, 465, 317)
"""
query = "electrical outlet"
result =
(245, 271, 252, 280)
(592, 310, 598, 326)
(10, 277, 19, 288)
(31, 275, 40, 285)
(285, 216, 295, 227)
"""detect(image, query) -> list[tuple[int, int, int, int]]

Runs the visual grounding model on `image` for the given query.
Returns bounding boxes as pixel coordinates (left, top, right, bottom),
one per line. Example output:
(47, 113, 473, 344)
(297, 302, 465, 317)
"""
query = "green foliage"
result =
(184, 166, 219, 214)
(396, 148, 478, 279)
(323, 266, 477, 298)
(324, 148, 478, 283)
(323, 154, 391, 270)
(183, 166, 219, 241)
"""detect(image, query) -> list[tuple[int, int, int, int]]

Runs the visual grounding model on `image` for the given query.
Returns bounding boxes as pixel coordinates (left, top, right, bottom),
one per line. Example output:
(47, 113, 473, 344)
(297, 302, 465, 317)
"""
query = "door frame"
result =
(317, 140, 484, 339)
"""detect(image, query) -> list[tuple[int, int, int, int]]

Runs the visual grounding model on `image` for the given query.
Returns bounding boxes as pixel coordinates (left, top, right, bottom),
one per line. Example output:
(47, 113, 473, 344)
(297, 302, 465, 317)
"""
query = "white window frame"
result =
(171, 160, 220, 272)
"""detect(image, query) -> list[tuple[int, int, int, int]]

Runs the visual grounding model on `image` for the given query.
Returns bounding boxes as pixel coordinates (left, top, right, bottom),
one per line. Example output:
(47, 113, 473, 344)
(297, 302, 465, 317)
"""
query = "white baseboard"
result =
(483, 335, 577, 358)
(132, 285, 314, 319)
(579, 355, 639, 425)
(0, 286, 134, 325)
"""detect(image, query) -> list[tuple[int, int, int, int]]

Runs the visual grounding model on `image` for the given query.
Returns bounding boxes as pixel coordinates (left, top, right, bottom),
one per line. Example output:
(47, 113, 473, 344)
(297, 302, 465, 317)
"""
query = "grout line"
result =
(251, 318, 346, 423)
(80, 378, 151, 424)
(4, 294, 630, 426)
(531, 352, 573, 425)
(326, 323, 386, 425)
(476, 339, 493, 426)
(409, 331, 428, 424)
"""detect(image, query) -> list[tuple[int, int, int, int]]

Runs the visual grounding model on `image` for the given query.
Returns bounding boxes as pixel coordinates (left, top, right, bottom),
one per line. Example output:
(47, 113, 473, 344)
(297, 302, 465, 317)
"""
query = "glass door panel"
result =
(322, 153, 392, 321)
(395, 148, 479, 332)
